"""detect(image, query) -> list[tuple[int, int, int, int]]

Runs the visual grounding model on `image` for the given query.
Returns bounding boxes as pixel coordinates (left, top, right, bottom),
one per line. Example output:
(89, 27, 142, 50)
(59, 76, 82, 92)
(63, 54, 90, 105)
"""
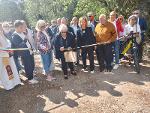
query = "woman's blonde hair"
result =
(79, 16, 88, 27)
(35, 20, 46, 31)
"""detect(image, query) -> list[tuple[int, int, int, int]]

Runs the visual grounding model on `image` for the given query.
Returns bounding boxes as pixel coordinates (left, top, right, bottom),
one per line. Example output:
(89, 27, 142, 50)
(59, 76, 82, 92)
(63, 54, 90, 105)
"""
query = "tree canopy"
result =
(0, 0, 149, 30)
(0, 0, 24, 22)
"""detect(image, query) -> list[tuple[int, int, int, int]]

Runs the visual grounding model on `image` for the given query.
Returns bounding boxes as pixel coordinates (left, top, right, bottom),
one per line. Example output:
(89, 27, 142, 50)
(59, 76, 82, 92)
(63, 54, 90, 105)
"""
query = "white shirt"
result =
(26, 28, 35, 49)
(0, 35, 11, 57)
(71, 25, 78, 36)
(110, 20, 118, 40)
(124, 24, 141, 36)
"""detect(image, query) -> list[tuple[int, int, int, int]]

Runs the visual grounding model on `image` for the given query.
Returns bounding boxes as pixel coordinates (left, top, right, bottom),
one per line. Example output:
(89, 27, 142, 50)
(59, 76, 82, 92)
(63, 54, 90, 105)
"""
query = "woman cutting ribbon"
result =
(0, 23, 21, 90)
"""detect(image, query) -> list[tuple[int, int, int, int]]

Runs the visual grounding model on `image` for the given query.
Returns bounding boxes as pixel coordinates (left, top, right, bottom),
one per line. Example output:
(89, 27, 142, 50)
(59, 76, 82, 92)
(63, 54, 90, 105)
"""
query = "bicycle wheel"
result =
(132, 47, 140, 73)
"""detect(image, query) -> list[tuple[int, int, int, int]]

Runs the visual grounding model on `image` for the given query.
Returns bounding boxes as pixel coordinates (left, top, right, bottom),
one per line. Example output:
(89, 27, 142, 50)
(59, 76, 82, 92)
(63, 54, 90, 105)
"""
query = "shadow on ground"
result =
(0, 61, 150, 113)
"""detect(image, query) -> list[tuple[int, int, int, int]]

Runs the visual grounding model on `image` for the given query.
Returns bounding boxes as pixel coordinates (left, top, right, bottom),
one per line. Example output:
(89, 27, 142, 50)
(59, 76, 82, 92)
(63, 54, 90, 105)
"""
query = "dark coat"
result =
(68, 26, 76, 37)
(11, 33, 31, 58)
(139, 18, 147, 41)
(139, 18, 147, 32)
(54, 32, 76, 60)
(77, 27, 96, 47)
(92, 20, 98, 28)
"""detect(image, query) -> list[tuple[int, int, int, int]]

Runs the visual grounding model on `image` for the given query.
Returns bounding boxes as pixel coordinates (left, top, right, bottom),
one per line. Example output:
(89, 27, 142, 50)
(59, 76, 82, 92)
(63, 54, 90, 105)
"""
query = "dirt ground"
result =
(0, 54, 150, 113)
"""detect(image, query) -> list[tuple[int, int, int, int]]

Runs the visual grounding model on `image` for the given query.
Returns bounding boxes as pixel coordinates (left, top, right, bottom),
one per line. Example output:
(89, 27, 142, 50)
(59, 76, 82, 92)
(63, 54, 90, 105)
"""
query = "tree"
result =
(0, 0, 24, 22)
(24, 0, 73, 26)
(73, 0, 141, 19)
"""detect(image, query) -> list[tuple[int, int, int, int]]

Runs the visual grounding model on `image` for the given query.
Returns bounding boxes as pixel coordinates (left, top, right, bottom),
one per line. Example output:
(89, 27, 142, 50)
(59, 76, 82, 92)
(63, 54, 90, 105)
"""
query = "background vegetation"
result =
(0, 0, 150, 36)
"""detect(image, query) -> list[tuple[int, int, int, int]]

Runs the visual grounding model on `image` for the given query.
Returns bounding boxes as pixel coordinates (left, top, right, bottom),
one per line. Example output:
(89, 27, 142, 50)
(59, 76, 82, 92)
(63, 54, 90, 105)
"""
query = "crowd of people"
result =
(0, 9, 147, 90)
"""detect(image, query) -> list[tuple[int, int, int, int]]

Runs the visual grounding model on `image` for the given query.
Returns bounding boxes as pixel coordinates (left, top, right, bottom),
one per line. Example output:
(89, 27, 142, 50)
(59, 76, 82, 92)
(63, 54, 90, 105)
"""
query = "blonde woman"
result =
(36, 20, 56, 81)
(77, 16, 95, 73)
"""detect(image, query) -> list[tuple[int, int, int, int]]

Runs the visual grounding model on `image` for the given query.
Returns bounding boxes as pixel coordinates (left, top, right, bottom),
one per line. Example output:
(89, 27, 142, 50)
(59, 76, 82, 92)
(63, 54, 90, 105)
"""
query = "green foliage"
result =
(0, 0, 24, 22)
(74, 0, 141, 19)
(1, 0, 149, 31)
(24, 0, 73, 26)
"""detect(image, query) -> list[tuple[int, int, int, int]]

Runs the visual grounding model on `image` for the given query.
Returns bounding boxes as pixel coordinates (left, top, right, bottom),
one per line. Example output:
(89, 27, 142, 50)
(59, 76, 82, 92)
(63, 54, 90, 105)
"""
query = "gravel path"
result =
(0, 57, 150, 113)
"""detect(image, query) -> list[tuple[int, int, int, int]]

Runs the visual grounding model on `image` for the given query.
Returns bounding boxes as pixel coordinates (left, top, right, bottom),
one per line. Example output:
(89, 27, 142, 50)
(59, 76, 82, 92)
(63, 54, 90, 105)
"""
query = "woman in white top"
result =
(0, 24, 21, 90)
(124, 15, 141, 44)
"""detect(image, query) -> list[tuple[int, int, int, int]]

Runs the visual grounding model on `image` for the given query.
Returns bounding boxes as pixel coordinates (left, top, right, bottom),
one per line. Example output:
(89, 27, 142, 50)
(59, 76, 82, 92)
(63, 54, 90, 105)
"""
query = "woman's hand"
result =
(43, 48, 49, 52)
(134, 33, 139, 37)
(60, 47, 64, 51)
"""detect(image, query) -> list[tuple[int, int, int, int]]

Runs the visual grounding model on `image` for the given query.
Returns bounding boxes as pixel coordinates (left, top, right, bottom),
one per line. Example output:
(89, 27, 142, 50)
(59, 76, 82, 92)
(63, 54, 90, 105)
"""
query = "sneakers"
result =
(46, 76, 56, 82)
(100, 67, 105, 72)
(64, 75, 68, 79)
(81, 68, 88, 73)
(104, 69, 112, 74)
(113, 64, 119, 70)
(28, 79, 39, 84)
(71, 71, 77, 76)
(90, 70, 95, 74)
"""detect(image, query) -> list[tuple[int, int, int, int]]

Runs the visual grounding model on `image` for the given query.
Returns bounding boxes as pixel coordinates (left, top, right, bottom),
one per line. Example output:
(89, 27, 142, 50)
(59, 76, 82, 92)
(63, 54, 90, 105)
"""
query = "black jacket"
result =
(77, 27, 96, 47)
(11, 33, 31, 58)
(54, 32, 76, 59)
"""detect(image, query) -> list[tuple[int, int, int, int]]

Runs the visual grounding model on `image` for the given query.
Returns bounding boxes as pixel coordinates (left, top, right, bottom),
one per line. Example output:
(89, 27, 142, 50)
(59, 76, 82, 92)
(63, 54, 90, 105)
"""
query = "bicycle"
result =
(119, 32, 140, 73)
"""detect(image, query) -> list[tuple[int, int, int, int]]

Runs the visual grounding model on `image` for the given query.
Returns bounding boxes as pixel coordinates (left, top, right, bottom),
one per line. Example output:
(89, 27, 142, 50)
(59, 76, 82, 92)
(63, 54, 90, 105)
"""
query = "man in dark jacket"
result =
(133, 10, 147, 61)
(11, 20, 38, 84)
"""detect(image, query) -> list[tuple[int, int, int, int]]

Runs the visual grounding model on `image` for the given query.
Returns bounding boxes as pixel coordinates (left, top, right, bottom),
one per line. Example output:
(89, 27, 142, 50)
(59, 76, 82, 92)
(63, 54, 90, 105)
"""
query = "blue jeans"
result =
(41, 51, 54, 74)
(114, 40, 120, 64)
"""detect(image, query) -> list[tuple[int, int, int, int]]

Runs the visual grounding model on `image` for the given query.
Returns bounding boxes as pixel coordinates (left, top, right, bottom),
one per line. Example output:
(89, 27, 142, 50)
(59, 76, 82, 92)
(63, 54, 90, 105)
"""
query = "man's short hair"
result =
(110, 11, 117, 16)
(14, 20, 24, 28)
(99, 14, 106, 19)
(87, 12, 94, 16)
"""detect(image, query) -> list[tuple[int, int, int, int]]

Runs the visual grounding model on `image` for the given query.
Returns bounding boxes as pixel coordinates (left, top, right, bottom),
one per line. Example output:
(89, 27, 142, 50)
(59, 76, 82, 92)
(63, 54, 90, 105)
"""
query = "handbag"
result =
(64, 51, 77, 62)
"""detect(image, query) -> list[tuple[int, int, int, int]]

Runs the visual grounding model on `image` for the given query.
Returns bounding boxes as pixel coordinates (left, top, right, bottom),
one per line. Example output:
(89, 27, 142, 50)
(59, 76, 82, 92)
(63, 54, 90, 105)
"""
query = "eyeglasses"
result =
(61, 32, 67, 34)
